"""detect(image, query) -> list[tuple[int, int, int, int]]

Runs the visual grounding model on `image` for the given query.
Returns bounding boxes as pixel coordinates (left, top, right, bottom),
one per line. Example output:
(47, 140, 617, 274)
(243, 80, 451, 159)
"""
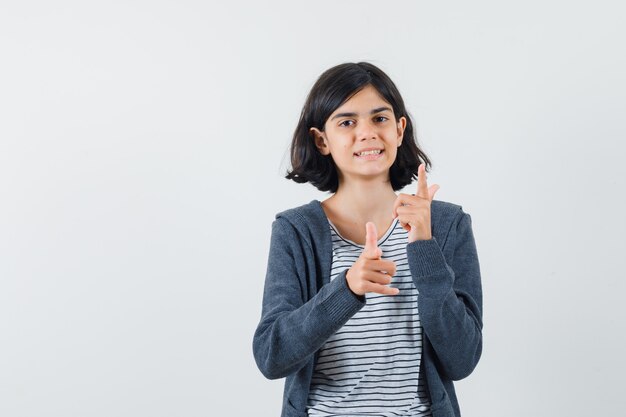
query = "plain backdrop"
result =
(1, 1, 625, 416)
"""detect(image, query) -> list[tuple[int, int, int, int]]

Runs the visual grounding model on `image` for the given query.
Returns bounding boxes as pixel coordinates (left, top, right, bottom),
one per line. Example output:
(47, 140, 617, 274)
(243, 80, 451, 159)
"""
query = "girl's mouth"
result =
(354, 149, 384, 160)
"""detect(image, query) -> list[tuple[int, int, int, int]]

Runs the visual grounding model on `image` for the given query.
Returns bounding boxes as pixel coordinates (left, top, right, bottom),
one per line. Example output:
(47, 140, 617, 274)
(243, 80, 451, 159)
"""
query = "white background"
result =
(1, 1, 625, 416)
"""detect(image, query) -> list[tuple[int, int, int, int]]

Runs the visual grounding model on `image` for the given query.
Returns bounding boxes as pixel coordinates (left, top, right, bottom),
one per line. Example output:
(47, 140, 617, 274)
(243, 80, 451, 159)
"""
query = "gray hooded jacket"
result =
(252, 199, 483, 417)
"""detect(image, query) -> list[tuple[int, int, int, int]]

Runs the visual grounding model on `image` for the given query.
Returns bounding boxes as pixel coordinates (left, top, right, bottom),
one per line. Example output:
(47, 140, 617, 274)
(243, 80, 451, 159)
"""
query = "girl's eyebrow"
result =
(330, 106, 392, 121)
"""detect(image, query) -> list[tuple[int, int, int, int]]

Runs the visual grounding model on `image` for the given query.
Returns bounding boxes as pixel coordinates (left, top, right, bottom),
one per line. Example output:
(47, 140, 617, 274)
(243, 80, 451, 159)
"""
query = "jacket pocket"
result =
(429, 390, 454, 417)
(284, 399, 307, 417)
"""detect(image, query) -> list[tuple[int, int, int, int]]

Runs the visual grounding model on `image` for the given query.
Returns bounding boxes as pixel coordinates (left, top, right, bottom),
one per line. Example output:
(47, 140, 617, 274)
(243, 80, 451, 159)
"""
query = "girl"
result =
(253, 62, 483, 417)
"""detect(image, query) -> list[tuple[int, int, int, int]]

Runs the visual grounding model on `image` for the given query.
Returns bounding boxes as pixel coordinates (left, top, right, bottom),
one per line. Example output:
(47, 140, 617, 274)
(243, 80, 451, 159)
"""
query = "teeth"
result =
(357, 150, 382, 156)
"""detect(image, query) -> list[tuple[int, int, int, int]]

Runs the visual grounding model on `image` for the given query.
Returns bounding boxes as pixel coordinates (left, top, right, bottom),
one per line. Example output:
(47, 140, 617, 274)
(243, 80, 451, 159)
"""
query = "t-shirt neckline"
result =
(327, 217, 399, 249)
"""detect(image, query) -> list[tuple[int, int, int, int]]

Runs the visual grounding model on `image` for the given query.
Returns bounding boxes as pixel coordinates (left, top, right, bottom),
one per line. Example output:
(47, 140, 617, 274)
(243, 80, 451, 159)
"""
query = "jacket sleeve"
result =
(252, 217, 367, 380)
(406, 208, 483, 381)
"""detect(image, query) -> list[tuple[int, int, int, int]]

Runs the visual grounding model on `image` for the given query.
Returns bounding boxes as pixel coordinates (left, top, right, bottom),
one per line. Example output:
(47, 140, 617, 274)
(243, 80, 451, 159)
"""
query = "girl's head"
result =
(285, 61, 431, 193)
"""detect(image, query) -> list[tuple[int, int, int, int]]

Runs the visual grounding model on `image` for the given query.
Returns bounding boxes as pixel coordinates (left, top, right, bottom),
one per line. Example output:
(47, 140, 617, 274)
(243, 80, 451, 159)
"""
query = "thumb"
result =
(429, 184, 440, 201)
(363, 222, 382, 259)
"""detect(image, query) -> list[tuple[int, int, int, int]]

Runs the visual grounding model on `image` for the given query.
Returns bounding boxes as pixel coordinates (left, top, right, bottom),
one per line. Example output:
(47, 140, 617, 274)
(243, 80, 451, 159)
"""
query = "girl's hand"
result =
(346, 222, 399, 296)
(392, 163, 440, 243)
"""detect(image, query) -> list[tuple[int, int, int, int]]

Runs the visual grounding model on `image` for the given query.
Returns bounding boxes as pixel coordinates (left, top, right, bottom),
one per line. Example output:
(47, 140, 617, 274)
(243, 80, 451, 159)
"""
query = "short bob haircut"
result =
(285, 61, 431, 193)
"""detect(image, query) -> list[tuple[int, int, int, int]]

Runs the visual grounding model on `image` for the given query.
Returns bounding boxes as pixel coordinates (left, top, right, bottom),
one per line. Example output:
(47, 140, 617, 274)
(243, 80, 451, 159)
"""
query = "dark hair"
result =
(285, 61, 431, 193)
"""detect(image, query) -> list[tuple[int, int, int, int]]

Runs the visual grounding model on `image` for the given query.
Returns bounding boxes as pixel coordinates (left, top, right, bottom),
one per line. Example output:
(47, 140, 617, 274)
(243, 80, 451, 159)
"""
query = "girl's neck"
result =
(325, 177, 398, 224)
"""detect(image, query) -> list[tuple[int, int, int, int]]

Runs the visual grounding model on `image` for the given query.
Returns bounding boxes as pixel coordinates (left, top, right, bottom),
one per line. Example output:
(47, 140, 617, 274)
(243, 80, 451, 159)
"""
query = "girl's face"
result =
(310, 84, 406, 186)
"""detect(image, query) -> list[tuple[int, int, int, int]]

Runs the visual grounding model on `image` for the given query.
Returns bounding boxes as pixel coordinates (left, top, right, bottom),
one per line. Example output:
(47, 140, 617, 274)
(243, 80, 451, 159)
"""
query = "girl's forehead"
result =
(331, 86, 392, 115)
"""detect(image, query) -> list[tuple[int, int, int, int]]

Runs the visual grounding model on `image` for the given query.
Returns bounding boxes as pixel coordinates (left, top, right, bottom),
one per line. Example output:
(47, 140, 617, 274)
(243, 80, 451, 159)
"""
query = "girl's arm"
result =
(252, 217, 366, 380)
(406, 208, 483, 381)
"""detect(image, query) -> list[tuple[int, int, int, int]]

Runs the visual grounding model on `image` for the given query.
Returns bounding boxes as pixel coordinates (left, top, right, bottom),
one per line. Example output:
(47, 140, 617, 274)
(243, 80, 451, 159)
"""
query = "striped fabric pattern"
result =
(306, 218, 433, 417)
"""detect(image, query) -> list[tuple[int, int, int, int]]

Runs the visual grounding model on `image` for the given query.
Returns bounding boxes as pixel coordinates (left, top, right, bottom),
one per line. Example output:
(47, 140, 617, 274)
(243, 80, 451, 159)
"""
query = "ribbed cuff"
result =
(319, 269, 366, 322)
(406, 237, 448, 276)
(406, 237, 454, 297)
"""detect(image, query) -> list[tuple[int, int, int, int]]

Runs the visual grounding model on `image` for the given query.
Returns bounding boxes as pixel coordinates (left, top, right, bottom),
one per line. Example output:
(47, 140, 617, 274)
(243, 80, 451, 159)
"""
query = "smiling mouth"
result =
(354, 149, 384, 158)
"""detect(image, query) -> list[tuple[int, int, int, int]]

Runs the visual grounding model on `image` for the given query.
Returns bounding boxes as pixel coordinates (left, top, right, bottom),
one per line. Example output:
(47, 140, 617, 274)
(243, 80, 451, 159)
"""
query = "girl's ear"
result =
(396, 116, 407, 146)
(310, 127, 330, 155)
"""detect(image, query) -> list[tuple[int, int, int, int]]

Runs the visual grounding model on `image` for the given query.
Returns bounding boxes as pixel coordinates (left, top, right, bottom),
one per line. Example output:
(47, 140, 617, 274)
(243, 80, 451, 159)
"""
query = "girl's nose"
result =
(356, 120, 378, 141)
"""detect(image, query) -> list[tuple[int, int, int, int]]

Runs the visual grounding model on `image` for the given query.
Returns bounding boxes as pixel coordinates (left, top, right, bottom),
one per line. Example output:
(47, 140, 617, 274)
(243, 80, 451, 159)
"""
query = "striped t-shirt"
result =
(306, 218, 432, 417)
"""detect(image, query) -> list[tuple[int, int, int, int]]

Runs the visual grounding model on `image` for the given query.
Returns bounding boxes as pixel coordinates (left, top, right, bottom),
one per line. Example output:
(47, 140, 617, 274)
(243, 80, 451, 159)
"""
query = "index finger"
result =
(417, 163, 429, 198)
(363, 222, 381, 259)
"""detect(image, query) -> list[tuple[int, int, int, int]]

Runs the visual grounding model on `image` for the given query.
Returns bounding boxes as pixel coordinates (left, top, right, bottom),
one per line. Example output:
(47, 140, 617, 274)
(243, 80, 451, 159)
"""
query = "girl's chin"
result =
(342, 166, 393, 179)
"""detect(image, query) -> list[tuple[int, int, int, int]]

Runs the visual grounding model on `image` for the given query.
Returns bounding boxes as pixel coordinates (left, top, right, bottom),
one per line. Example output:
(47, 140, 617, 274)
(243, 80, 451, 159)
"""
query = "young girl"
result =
(253, 62, 483, 417)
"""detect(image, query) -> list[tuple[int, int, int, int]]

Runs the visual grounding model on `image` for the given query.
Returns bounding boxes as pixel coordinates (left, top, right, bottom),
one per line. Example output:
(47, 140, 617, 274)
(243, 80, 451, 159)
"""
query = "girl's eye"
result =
(339, 117, 387, 127)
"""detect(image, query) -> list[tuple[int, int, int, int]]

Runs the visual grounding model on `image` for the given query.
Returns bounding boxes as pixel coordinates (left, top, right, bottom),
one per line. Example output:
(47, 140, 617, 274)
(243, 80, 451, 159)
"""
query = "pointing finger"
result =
(363, 222, 382, 259)
(417, 163, 429, 199)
